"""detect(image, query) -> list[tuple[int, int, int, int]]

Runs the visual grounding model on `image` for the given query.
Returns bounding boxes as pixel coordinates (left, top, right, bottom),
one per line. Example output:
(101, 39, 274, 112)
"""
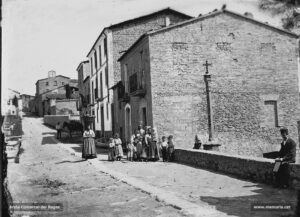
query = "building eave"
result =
(86, 28, 108, 57)
(118, 34, 148, 62)
(83, 75, 90, 83)
(147, 9, 299, 38)
(35, 75, 71, 84)
(109, 7, 193, 30)
(86, 7, 193, 58)
(76, 60, 89, 72)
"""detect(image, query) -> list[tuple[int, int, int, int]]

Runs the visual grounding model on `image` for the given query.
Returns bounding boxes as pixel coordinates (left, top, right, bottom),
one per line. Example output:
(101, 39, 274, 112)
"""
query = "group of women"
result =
(108, 125, 175, 162)
(81, 124, 175, 162)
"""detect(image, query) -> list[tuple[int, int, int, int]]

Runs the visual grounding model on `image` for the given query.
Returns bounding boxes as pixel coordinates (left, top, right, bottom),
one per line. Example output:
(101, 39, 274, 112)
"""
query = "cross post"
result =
(203, 60, 214, 141)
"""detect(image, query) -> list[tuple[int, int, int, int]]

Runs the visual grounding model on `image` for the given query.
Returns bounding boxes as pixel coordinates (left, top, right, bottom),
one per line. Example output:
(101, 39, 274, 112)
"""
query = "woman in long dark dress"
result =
(82, 125, 97, 160)
(167, 135, 175, 162)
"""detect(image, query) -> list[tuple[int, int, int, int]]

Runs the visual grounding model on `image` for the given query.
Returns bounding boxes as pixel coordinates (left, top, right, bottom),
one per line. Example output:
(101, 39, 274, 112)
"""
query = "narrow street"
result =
(7, 115, 297, 217)
(7, 115, 184, 217)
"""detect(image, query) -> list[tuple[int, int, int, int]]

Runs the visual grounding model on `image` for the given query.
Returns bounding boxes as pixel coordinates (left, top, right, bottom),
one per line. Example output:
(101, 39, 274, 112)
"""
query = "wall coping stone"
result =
(179, 148, 276, 163)
(174, 148, 300, 189)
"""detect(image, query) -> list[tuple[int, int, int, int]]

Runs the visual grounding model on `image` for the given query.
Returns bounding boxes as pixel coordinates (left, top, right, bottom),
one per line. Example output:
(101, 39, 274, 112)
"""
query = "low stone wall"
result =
(174, 148, 300, 189)
(43, 115, 69, 128)
(69, 115, 80, 121)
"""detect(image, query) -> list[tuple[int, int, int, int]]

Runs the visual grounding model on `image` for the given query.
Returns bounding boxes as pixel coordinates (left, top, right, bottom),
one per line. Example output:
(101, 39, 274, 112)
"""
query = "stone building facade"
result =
(20, 94, 35, 112)
(44, 87, 80, 115)
(2, 89, 21, 116)
(86, 8, 192, 139)
(117, 9, 300, 157)
(77, 60, 93, 129)
(34, 71, 78, 116)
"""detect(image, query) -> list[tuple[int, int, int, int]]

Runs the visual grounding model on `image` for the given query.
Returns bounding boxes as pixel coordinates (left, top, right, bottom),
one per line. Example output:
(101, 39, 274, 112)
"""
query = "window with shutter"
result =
(263, 100, 279, 127)
(94, 52, 97, 70)
(105, 66, 108, 87)
(99, 45, 102, 66)
(104, 37, 107, 58)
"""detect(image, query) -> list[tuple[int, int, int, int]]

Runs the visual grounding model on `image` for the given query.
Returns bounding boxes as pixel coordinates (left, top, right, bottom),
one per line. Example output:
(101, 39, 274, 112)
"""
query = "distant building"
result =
(34, 70, 78, 116)
(2, 89, 21, 116)
(116, 9, 300, 157)
(86, 7, 192, 138)
(77, 60, 92, 129)
(44, 93, 80, 116)
(20, 94, 35, 112)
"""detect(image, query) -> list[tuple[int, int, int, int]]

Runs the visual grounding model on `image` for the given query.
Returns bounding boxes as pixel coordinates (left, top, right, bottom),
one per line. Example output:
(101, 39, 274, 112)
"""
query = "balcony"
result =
(117, 82, 130, 102)
(129, 73, 146, 97)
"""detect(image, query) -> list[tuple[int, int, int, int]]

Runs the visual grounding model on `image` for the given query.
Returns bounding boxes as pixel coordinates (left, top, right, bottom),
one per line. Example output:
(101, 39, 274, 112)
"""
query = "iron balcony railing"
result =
(129, 73, 146, 96)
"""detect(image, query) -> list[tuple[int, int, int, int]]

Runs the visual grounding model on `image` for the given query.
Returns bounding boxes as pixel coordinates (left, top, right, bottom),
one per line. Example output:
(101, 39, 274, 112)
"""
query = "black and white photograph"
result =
(1, 0, 300, 216)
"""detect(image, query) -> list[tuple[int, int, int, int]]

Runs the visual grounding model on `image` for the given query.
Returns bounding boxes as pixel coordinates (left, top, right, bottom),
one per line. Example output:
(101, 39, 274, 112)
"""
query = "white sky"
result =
(2, 0, 281, 97)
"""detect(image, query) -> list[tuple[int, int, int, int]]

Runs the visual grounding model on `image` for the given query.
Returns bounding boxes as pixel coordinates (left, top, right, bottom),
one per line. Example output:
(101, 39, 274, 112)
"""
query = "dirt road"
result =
(7, 115, 184, 217)
(6, 115, 297, 217)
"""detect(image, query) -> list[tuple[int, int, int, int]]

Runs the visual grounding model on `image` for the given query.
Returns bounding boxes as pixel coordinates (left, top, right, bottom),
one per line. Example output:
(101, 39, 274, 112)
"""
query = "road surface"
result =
(6, 114, 297, 217)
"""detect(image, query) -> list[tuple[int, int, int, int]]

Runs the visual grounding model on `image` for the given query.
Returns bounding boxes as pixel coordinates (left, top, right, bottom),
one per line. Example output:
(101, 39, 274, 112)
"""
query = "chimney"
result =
(48, 70, 56, 78)
(244, 12, 254, 19)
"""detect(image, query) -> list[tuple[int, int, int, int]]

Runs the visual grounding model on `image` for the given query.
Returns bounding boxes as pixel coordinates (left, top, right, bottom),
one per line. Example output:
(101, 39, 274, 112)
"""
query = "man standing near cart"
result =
(273, 127, 296, 188)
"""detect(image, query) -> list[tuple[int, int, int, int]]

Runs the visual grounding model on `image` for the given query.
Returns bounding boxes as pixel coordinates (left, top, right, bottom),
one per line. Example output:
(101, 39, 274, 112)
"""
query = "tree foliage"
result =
(12, 95, 18, 107)
(259, 0, 300, 30)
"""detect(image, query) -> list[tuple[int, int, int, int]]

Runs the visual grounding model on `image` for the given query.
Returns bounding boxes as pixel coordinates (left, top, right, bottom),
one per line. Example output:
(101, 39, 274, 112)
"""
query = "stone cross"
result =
(203, 60, 214, 141)
(203, 60, 212, 74)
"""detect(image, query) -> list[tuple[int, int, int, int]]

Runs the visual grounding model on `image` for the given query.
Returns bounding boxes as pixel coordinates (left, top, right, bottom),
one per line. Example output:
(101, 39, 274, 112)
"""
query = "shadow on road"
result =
(42, 132, 56, 135)
(200, 186, 296, 217)
(96, 147, 109, 154)
(22, 113, 40, 118)
(55, 160, 86, 164)
(70, 146, 82, 153)
(41, 136, 57, 145)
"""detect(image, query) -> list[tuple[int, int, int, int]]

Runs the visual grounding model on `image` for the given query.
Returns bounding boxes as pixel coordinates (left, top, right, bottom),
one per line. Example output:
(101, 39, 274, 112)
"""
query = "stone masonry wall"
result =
(37, 76, 70, 100)
(174, 148, 300, 189)
(149, 12, 300, 157)
(117, 38, 153, 142)
(112, 13, 190, 136)
(112, 13, 190, 85)
(44, 115, 69, 128)
(56, 99, 79, 115)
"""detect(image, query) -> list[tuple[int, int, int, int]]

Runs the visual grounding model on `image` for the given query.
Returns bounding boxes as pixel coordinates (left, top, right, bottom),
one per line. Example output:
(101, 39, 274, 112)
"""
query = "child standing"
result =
(131, 130, 139, 161)
(160, 136, 168, 162)
(127, 141, 135, 161)
(193, 134, 202, 149)
(108, 138, 115, 161)
(167, 135, 175, 162)
(114, 133, 123, 161)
